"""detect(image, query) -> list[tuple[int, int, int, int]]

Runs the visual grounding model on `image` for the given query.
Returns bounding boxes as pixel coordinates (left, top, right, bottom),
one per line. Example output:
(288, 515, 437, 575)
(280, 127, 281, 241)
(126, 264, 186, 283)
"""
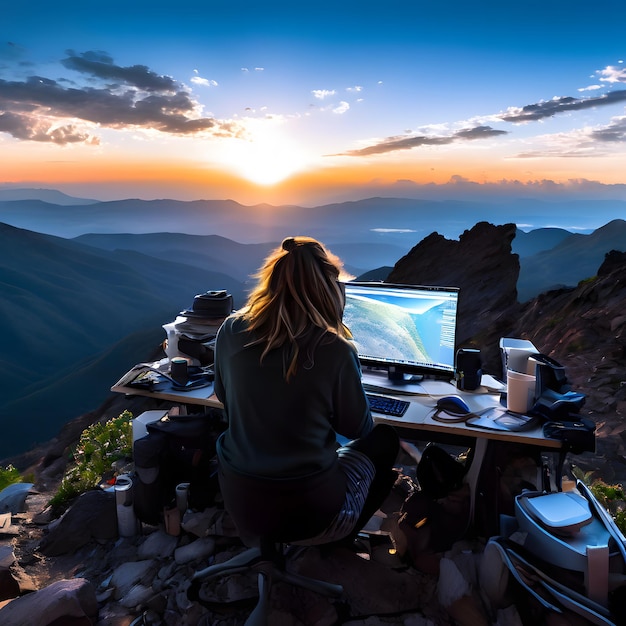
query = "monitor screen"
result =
(342, 281, 459, 380)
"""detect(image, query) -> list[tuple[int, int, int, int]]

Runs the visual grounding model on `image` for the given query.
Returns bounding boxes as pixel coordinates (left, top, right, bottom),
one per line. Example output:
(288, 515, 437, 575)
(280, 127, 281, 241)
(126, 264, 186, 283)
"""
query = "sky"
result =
(1, 0, 626, 206)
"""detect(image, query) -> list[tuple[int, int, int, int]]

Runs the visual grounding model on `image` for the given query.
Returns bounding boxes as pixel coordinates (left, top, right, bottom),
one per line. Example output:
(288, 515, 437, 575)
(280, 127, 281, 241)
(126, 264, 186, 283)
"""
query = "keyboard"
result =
(366, 393, 410, 417)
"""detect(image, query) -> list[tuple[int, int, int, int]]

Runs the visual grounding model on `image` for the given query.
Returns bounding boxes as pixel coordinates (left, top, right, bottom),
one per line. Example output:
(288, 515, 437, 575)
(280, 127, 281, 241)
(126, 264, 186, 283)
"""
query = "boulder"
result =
(0, 578, 97, 626)
(38, 490, 117, 556)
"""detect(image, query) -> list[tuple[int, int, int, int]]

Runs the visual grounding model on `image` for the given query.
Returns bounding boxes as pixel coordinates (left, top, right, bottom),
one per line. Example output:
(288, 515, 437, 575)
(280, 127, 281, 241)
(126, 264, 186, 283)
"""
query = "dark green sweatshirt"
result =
(214, 315, 374, 478)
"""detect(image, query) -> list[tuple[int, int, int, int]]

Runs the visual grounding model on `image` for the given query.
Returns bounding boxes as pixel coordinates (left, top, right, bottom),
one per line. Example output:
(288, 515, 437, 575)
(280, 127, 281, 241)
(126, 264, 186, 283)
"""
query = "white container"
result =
(507, 370, 536, 413)
(115, 474, 138, 537)
(499, 338, 538, 379)
(176, 482, 190, 515)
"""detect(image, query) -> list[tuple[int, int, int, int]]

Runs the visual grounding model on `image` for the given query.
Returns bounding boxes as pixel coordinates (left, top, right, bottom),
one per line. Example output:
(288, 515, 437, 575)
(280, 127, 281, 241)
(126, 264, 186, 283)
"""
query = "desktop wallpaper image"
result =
(0, 0, 625, 223)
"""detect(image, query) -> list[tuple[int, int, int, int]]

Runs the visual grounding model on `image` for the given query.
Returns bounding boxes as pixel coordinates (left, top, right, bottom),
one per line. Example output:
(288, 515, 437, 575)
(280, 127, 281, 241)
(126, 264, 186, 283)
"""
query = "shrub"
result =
(572, 467, 626, 536)
(49, 410, 133, 511)
(0, 465, 22, 491)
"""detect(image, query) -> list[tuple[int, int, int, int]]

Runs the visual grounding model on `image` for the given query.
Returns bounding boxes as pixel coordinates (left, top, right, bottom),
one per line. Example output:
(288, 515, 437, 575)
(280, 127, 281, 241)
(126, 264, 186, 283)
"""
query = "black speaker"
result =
(455, 348, 482, 391)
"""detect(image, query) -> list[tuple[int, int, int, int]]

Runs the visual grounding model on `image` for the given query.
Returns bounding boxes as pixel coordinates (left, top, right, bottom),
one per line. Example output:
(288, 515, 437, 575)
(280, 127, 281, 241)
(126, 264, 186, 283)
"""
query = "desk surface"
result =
(111, 359, 222, 408)
(112, 361, 561, 449)
(361, 371, 561, 448)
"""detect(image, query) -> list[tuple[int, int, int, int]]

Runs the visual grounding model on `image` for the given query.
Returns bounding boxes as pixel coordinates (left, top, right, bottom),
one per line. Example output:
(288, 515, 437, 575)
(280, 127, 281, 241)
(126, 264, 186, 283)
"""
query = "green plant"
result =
(49, 410, 134, 511)
(578, 276, 596, 287)
(0, 465, 22, 491)
(571, 467, 626, 536)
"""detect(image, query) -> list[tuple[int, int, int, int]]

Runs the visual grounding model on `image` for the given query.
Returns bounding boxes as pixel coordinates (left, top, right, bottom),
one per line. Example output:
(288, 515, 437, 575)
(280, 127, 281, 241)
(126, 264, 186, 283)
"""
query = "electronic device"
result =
(436, 395, 471, 415)
(366, 393, 410, 417)
(343, 281, 459, 382)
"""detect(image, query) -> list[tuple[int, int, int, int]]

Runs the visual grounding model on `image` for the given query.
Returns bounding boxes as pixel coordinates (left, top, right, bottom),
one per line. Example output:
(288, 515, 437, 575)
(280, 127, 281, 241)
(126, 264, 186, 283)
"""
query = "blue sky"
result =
(1, 0, 625, 206)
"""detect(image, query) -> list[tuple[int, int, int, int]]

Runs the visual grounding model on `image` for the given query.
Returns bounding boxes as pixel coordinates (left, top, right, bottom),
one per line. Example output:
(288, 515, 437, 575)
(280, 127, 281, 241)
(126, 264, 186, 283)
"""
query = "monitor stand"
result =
(361, 368, 427, 395)
(387, 367, 424, 384)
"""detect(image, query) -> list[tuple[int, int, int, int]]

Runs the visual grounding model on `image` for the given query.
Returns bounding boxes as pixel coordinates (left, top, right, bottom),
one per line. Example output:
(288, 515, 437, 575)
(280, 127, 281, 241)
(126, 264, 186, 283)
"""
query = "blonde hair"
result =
(241, 236, 351, 380)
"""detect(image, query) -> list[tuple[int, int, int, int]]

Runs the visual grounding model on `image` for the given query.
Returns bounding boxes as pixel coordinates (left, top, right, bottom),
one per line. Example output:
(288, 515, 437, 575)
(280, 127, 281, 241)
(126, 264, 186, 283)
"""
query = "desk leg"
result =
(464, 437, 489, 534)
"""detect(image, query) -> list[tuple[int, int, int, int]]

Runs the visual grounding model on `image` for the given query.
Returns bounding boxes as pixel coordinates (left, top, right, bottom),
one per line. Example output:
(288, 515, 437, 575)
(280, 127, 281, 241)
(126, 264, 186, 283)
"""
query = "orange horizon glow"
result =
(3, 141, 625, 206)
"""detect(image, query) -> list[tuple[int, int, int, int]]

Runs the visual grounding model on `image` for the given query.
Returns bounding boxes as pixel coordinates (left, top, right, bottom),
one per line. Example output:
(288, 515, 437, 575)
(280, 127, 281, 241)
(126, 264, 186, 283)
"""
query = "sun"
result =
(220, 118, 310, 186)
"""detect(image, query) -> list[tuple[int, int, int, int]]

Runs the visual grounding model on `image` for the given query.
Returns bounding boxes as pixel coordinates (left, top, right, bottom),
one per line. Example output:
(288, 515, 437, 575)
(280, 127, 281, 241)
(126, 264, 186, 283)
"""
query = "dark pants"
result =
(342, 423, 400, 539)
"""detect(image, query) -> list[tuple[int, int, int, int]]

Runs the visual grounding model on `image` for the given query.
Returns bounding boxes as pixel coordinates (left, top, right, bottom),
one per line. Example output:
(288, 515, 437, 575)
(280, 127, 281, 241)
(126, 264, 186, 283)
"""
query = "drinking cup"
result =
(507, 370, 536, 414)
(170, 357, 188, 385)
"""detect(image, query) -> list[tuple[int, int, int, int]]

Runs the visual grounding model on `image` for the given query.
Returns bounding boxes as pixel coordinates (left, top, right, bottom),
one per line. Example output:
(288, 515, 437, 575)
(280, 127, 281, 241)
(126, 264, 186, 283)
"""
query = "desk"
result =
(112, 360, 562, 449)
(113, 361, 572, 537)
(359, 370, 570, 536)
(111, 359, 222, 409)
(360, 370, 562, 449)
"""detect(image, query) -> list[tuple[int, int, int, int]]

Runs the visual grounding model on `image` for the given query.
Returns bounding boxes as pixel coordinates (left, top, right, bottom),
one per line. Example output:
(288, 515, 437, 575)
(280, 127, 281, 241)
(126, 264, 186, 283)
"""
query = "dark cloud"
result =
(341, 125, 507, 156)
(455, 125, 508, 140)
(590, 116, 626, 143)
(343, 86, 626, 158)
(500, 90, 626, 123)
(0, 50, 240, 145)
(0, 111, 93, 144)
(62, 50, 179, 92)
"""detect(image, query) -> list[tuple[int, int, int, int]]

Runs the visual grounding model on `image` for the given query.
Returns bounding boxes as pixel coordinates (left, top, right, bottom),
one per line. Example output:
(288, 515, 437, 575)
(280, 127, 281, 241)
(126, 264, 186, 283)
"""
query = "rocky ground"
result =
(1, 449, 505, 626)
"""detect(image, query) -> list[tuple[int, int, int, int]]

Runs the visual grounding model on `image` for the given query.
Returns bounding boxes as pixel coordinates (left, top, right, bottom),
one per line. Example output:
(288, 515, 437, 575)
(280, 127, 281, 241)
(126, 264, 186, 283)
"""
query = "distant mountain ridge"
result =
(516, 219, 626, 301)
(3, 189, 624, 244)
(2, 189, 626, 458)
(0, 187, 99, 205)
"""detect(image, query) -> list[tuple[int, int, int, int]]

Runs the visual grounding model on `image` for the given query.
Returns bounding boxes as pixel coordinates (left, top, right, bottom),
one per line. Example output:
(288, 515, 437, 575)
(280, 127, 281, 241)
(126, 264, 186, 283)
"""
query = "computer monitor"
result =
(342, 281, 459, 381)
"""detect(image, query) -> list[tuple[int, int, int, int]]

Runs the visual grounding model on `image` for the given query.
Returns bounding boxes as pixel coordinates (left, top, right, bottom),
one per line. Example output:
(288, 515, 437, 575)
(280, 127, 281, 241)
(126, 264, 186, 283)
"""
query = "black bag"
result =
(415, 444, 466, 499)
(398, 484, 471, 559)
(394, 444, 470, 563)
(133, 411, 225, 524)
(542, 416, 596, 454)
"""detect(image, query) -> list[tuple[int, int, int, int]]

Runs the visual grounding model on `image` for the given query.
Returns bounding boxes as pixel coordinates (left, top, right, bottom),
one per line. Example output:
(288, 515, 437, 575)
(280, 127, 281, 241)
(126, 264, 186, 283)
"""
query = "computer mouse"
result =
(436, 395, 471, 415)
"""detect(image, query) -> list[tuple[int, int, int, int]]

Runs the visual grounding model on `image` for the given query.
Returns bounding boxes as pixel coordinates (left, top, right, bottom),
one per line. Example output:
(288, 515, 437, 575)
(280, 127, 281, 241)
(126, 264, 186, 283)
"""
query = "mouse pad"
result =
(466, 408, 539, 431)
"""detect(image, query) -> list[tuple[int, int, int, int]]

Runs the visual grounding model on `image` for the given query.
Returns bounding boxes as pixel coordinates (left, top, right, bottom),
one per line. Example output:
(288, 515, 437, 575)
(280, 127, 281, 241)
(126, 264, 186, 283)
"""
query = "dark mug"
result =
(170, 357, 189, 386)
(456, 348, 482, 391)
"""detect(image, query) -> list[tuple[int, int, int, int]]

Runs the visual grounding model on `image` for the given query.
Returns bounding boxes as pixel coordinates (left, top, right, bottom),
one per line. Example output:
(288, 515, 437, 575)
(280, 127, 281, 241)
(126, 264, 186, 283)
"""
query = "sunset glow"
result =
(1, 1, 625, 206)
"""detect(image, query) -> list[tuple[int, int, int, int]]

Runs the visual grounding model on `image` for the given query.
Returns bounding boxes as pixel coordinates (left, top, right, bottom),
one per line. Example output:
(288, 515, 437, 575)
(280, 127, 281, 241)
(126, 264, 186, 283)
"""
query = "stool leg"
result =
(192, 546, 262, 581)
(245, 571, 271, 626)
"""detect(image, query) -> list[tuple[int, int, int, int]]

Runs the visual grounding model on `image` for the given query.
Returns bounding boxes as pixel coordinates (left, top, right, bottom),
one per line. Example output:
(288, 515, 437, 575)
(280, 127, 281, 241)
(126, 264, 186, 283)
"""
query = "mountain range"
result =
(1, 189, 625, 459)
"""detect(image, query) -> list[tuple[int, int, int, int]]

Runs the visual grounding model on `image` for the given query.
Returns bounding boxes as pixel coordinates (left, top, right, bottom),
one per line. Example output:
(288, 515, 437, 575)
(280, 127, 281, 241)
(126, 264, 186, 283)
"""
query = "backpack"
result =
(394, 445, 470, 563)
(133, 411, 225, 524)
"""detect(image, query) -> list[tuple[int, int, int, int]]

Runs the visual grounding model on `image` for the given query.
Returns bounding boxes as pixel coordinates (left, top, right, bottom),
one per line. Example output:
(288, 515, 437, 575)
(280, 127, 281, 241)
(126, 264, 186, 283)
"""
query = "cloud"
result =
(499, 90, 626, 123)
(61, 50, 178, 91)
(340, 125, 507, 156)
(590, 115, 626, 143)
(333, 101, 350, 114)
(191, 76, 218, 88)
(0, 111, 96, 144)
(340, 62, 626, 159)
(598, 65, 626, 84)
(0, 50, 241, 145)
(312, 89, 336, 100)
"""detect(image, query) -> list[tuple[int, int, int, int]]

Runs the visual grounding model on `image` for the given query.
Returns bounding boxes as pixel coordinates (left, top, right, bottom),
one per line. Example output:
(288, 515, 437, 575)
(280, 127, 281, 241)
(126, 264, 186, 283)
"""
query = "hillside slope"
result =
(0, 223, 245, 458)
(517, 219, 626, 301)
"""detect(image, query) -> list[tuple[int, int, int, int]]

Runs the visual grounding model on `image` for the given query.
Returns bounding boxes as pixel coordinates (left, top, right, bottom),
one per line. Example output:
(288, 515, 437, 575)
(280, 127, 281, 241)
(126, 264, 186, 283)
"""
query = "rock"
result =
(38, 489, 117, 556)
(0, 484, 34, 515)
(118, 582, 154, 609)
(174, 536, 216, 564)
(0, 578, 97, 626)
(137, 529, 179, 559)
(0, 568, 20, 602)
(109, 559, 156, 600)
